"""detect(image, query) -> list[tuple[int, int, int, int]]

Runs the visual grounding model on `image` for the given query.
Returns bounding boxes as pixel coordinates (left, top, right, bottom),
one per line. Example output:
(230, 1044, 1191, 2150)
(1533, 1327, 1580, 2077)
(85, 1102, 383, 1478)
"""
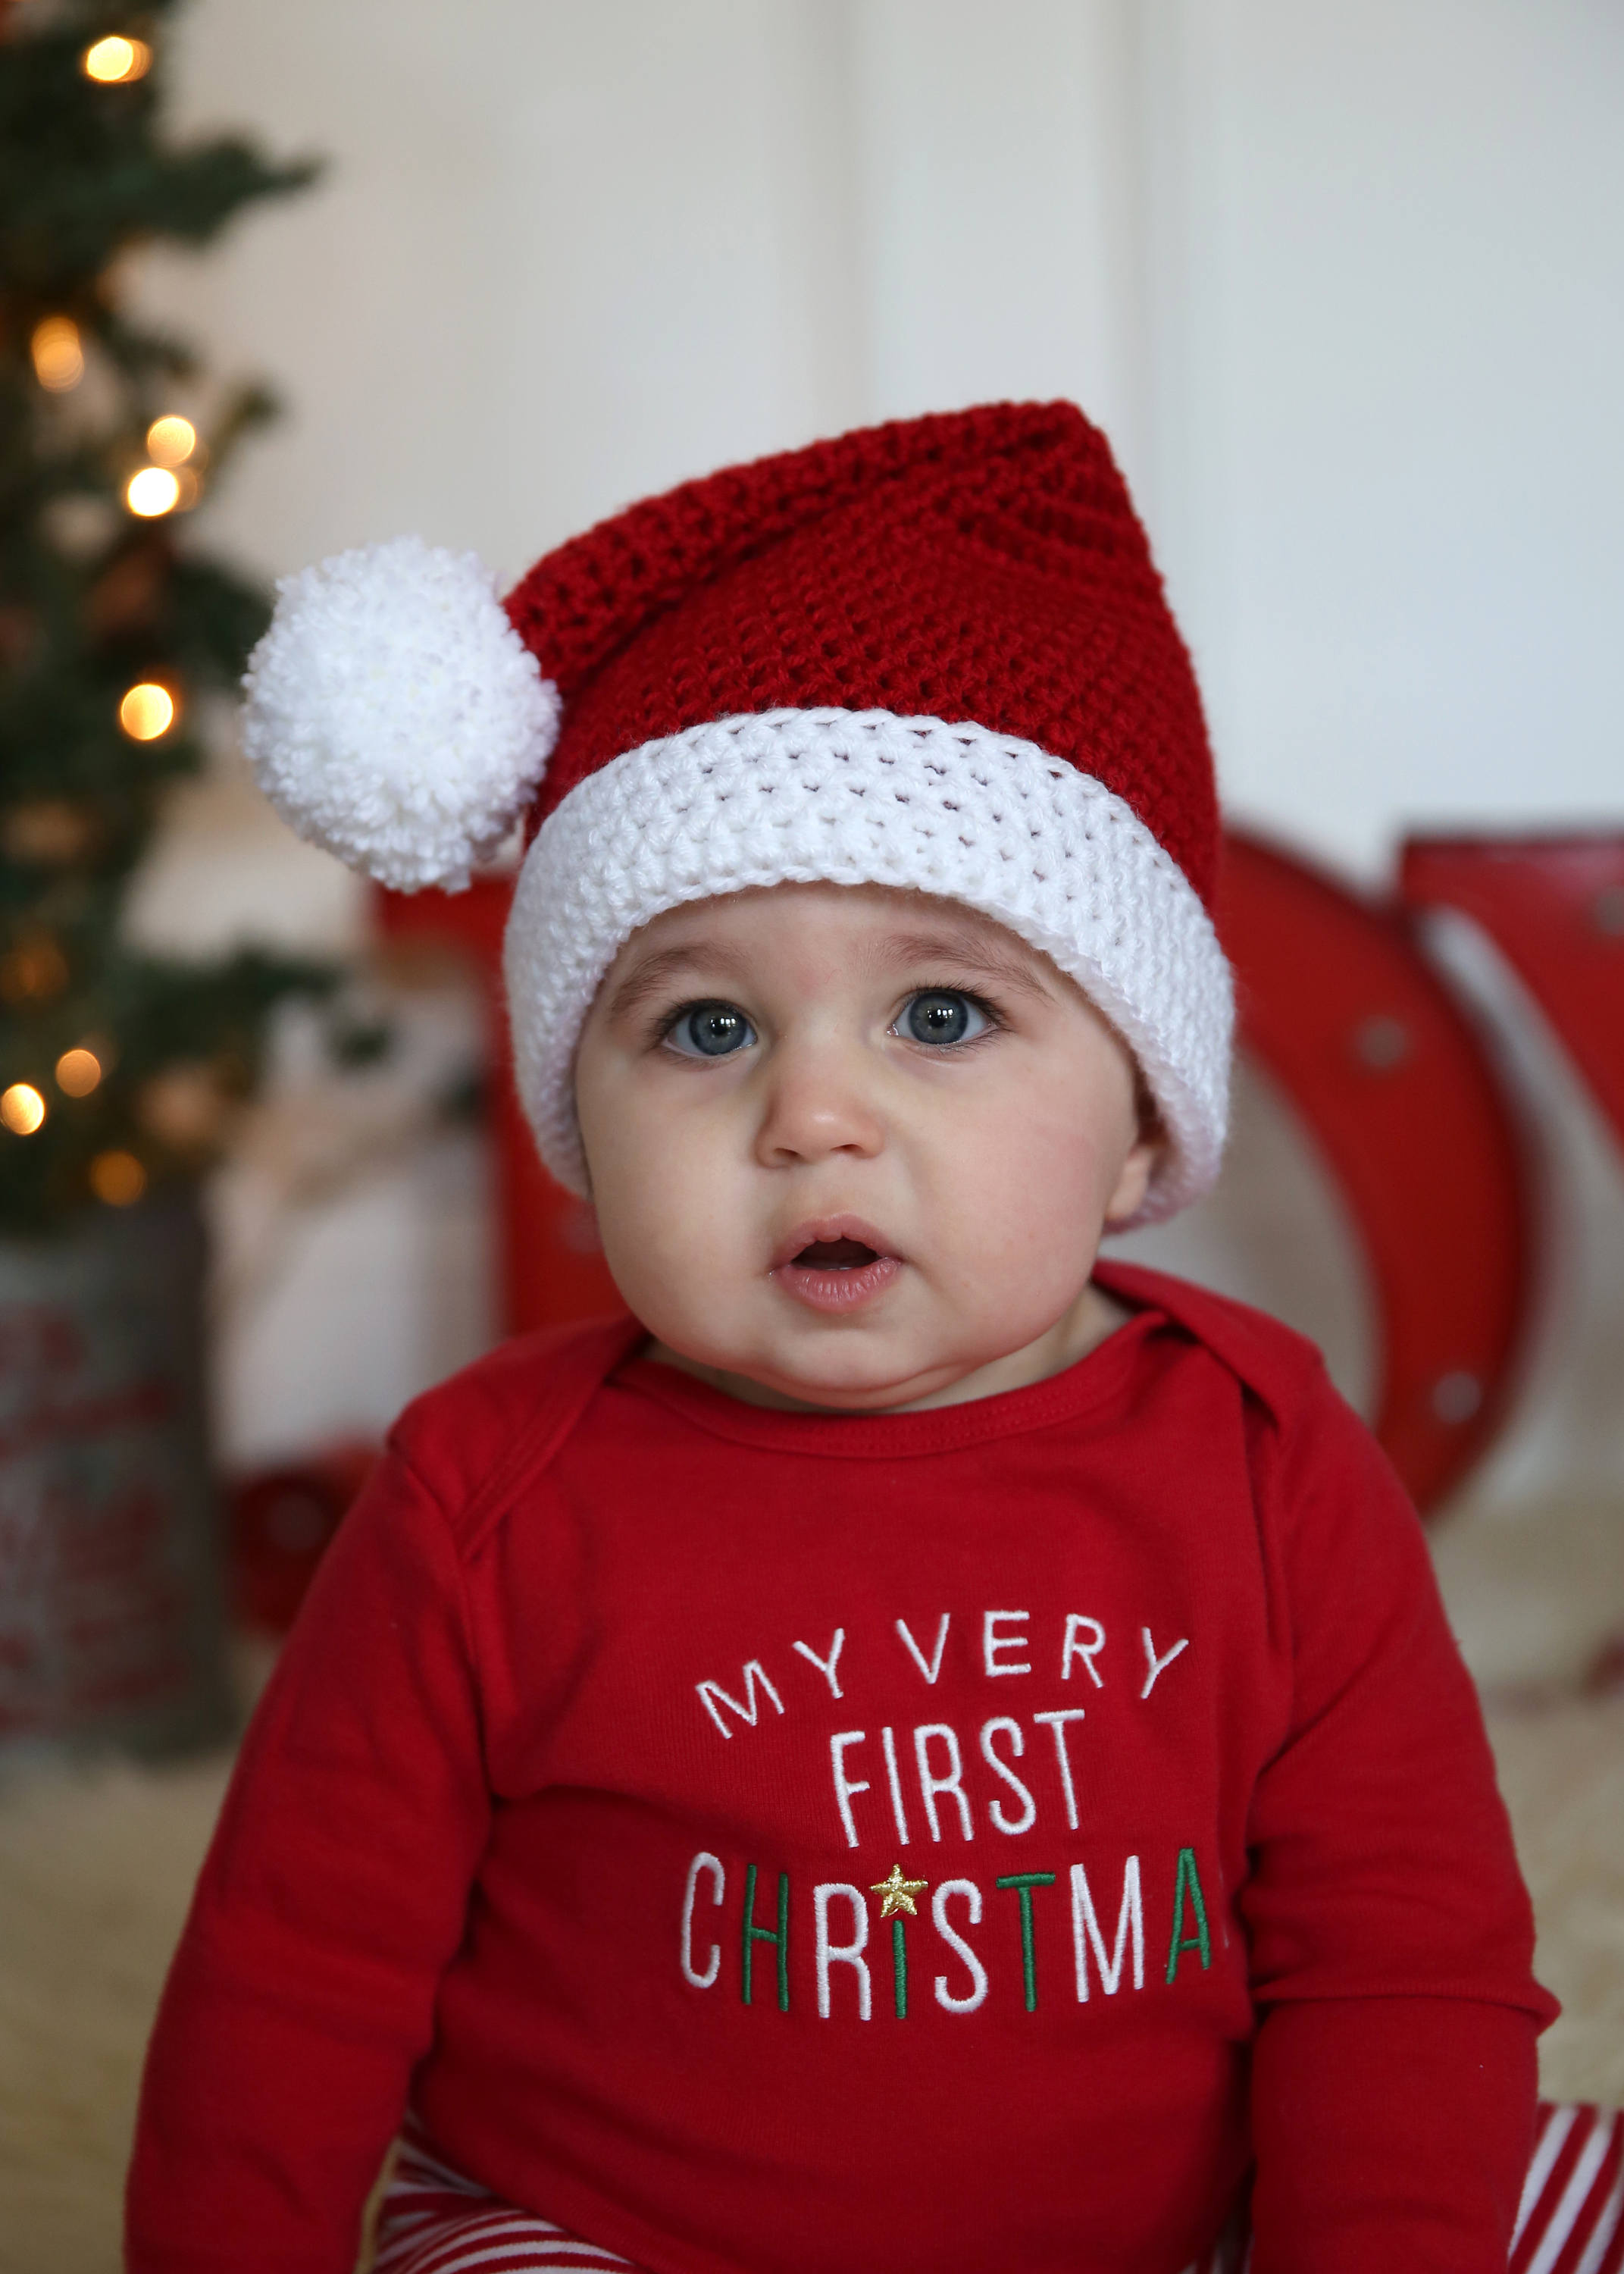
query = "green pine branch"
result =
(0, 10, 320, 303)
(0, 0, 336, 1229)
(0, 947, 338, 1236)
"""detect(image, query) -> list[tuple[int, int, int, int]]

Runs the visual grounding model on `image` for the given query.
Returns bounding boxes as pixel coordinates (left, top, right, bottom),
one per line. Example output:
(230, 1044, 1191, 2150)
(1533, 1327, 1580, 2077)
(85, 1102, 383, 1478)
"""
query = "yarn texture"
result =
(243, 537, 559, 892)
(508, 404, 1220, 912)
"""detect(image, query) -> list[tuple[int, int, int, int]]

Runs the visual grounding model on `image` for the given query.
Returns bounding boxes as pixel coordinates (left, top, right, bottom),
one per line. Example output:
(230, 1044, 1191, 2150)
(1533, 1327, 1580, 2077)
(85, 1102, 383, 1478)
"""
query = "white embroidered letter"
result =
(1140, 1628, 1189, 1699)
(978, 1715, 1037, 1835)
(1069, 1856, 1144, 2000)
(829, 1730, 871, 1849)
(982, 1609, 1031, 1677)
(814, 1883, 871, 2019)
(681, 1851, 724, 1988)
(931, 1878, 989, 2013)
(696, 1659, 784, 1740)
(880, 1724, 910, 1846)
(914, 1722, 974, 1843)
(896, 1614, 950, 1684)
(793, 1629, 846, 1700)
(1061, 1614, 1106, 1687)
(1031, 1707, 1087, 1831)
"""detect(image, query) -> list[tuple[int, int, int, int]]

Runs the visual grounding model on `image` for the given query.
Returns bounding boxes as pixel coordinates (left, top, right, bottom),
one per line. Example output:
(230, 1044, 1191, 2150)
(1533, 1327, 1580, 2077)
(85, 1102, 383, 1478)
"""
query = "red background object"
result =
(230, 1442, 378, 1633)
(1219, 834, 1533, 1514)
(1398, 836, 1624, 1156)
(375, 877, 621, 1335)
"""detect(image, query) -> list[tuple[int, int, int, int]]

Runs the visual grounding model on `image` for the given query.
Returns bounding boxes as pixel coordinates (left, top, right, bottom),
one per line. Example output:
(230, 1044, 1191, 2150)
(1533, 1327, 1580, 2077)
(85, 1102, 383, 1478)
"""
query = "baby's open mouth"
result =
(792, 1237, 881, 1270)
(772, 1223, 902, 1313)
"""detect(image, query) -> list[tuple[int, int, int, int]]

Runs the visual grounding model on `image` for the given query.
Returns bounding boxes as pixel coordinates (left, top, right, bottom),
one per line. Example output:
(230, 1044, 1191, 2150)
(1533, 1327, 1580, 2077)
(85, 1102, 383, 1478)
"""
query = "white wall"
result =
(146, 0, 1624, 875)
(129, 1, 1624, 1514)
(1164, 0, 1624, 875)
(143, 2, 872, 583)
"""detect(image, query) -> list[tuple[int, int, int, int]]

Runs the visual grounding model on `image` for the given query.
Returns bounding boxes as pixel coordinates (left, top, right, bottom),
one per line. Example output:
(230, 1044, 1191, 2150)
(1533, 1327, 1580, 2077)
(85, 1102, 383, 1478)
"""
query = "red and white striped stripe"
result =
(373, 2101, 1620, 2274)
(1510, 2102, 1624, 2274)
(372, 2122, 637, 2273)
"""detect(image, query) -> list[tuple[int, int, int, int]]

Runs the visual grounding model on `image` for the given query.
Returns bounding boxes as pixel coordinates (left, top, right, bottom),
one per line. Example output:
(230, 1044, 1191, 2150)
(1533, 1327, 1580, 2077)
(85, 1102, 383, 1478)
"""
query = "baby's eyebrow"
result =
(871, 928, 1056, 1004)
(602, 942, 754, 1024)
(602, 925, 1058, 1024)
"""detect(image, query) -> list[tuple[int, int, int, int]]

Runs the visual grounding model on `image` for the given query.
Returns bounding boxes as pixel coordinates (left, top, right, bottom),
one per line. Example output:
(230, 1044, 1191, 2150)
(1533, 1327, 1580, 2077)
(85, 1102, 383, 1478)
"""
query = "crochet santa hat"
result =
(243, 401, 1231, 1223)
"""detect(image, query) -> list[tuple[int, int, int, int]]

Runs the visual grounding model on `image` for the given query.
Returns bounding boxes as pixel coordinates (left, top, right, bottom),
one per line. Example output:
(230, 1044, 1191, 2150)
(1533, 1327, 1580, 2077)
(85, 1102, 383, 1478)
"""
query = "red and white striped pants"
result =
(373, 2100, 1624, 2274)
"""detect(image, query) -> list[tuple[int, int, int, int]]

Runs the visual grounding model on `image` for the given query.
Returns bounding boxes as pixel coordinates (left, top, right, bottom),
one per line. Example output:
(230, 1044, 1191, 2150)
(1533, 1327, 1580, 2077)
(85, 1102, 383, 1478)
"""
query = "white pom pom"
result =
(242, 537, 560, 892)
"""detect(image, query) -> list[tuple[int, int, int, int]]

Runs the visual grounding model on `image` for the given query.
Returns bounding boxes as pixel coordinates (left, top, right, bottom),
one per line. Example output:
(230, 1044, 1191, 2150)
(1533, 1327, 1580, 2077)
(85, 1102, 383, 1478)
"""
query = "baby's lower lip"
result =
(772, 1245, 902, 1314)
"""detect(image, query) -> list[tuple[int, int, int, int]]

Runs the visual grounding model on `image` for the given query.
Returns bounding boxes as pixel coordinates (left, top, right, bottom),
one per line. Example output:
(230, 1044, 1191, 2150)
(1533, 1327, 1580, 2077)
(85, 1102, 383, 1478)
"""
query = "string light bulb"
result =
(30, 316, 85, 391)
(91, 1149, 147, 1205)
(126, 466, 181, 518)
(146, 415, 198, 466)
(119, 682, 177, 740)
(55, 1047, 103, 1098)
(82, 36, 152, 83)
(1, 1083, 47, 1136)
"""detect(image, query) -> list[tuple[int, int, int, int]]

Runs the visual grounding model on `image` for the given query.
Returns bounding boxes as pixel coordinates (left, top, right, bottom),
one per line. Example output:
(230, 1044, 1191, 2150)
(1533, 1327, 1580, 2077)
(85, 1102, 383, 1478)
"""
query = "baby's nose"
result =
(752, 1036, 886, 1167)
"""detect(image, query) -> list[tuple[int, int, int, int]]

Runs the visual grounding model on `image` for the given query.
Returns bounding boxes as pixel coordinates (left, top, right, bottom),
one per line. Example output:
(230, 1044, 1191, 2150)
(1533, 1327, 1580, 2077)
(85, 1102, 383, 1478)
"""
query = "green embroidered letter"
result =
(891, 1914, 909, 2018)
(1165, 1847, 1211, 1983)
(741, 1863, 790, 2010)
(995, 1872, 1057, 2012)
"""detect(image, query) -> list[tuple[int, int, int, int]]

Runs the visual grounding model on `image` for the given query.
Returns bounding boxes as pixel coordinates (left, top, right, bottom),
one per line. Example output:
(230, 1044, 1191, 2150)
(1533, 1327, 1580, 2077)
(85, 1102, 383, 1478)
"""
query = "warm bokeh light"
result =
(146, 415, 198, 466)
(90, 1148, 147, 1205)
(0, 936, 69, 1004)
(1, 800, 90, 866)
(82, 36, 152, 83)
(30, 315, 84, 391)
(55, 1047, 103, 1098)
(1, 1083, 47, 1136)
(119, 681, 177, 740)
(126, 465, 181, 518)
(138, 1063, 227, 1151)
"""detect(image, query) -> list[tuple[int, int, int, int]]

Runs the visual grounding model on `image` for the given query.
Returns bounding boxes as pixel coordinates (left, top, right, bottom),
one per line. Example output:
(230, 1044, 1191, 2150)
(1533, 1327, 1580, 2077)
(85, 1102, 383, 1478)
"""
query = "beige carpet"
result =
(2, 1666, 1620, 2274)
(0, 1749, 236, 2274)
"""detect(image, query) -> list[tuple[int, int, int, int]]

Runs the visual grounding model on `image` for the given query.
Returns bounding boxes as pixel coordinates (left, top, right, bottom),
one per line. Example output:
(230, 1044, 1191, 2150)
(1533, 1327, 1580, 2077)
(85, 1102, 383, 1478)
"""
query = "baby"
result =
(127, 404, 1554, 2274)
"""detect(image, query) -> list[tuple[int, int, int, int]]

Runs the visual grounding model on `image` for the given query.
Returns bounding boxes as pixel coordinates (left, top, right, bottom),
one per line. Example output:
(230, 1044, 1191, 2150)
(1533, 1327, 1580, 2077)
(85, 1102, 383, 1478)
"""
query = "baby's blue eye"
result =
(900, 991, 990, 1047)
(665, 1001, 756, 1058)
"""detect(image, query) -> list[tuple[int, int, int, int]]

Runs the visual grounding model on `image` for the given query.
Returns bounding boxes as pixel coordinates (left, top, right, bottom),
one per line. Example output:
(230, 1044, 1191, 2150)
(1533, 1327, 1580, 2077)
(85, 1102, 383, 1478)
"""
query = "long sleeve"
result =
(1240, 1380, 1555, 2270)
(126, 1449, 492, 2274)
(1249, 1996, 1538, 2266)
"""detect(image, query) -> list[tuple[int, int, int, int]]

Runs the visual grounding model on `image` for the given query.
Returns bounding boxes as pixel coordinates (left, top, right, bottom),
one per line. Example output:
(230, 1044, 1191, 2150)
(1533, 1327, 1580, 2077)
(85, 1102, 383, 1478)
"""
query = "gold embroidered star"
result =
(871, 1864, 928, 1918)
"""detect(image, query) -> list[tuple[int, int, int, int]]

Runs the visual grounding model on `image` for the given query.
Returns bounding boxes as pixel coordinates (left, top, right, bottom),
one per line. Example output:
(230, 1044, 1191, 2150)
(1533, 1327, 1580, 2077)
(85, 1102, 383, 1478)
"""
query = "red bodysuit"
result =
(128, 1265, 1553, 2273)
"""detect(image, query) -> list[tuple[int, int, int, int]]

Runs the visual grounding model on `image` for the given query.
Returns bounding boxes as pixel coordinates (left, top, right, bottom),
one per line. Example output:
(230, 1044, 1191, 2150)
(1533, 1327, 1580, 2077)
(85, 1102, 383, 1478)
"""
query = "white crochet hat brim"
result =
(504, 708, 1232, 1226)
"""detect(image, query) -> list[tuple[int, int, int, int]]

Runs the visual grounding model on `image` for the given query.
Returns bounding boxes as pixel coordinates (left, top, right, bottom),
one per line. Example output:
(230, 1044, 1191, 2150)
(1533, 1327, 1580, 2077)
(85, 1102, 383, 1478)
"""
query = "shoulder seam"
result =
(449, 1314, 644, 1559)
(1094, 1258, 1325, 1427)
(386, 1440, 485, 1713)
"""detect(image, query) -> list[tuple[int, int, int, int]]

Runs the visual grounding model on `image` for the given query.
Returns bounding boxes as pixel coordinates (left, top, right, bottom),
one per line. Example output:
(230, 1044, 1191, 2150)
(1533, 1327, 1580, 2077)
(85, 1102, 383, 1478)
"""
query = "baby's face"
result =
(573, 882, 1156, 1412)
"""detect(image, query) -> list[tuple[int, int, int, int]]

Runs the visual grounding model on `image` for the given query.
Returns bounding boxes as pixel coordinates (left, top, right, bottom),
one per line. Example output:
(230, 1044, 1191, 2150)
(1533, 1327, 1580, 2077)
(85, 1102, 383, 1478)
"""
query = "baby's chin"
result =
(652, 1323, 1049, 1415)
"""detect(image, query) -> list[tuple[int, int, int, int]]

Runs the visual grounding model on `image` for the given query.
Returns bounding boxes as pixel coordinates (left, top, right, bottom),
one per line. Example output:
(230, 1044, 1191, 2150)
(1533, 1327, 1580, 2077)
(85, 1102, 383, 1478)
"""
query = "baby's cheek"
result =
(973, 1129, 1114, 1282)
(628, 1158, 750, 1316)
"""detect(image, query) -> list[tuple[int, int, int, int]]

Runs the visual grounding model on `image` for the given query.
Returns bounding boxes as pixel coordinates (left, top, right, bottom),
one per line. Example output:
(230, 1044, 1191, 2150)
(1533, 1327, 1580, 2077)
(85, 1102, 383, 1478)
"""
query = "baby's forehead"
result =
(608, 880, 1062, 989)
(582, 884, 1103, 1052)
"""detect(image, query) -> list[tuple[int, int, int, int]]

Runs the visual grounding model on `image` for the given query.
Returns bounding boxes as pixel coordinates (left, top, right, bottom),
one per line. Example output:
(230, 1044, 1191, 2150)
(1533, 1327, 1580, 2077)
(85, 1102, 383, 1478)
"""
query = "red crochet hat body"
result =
(508, 402, 1219, 910)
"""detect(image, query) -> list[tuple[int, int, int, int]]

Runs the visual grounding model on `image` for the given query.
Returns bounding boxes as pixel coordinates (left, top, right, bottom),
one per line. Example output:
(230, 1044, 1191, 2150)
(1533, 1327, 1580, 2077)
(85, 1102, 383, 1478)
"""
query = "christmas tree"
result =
(0, 0, 330, 1233)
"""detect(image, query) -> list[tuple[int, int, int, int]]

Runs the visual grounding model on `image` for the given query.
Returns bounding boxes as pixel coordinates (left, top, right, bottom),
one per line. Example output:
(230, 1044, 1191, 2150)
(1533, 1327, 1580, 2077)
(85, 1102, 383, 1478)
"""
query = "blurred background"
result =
(2, 2, 1622, 2265)
(125, 0, 1624, 1515)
